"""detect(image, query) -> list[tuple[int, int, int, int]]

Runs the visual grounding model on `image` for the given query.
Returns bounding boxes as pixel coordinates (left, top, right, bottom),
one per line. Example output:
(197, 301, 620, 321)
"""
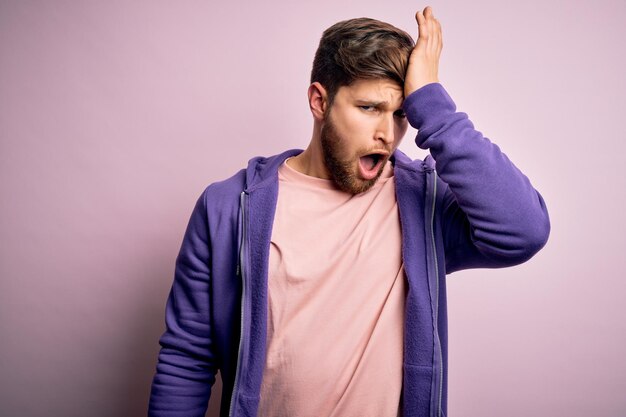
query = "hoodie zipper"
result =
(229, 191, 248, 417)
(426, 166, 443, 417)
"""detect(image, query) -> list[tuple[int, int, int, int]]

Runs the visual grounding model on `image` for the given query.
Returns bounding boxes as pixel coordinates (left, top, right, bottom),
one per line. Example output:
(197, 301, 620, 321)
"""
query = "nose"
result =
(375, 114, 395, 145)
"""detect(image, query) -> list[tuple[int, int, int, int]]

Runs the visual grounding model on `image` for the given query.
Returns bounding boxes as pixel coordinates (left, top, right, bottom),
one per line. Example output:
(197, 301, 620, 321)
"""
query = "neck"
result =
(288, 129, 329, 179)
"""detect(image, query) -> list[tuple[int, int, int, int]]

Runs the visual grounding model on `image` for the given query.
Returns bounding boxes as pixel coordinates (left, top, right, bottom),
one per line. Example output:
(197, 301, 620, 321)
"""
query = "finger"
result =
(415, 10, 428, 40)
(431, 18, 442, 52)
(415, 10, 425, 27)
(426, 12, 436, 47)
(425, 8, 436, 40)
(424, 6, 433, 19)
(435, 18, 443, 50)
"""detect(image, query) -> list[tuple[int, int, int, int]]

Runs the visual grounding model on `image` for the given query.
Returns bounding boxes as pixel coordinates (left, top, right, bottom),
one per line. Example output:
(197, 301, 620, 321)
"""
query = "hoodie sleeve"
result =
(402, 82, 550, 274)
(148, 188, 216, 416)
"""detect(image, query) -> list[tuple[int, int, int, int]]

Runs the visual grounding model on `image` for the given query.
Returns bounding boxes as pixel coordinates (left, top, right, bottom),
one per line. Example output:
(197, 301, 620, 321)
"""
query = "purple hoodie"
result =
(148, 82, 550, 417)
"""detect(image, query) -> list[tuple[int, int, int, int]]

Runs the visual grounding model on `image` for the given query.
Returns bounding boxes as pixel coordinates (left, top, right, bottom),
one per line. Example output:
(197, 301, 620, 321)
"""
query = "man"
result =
(148, 6, 550, 417)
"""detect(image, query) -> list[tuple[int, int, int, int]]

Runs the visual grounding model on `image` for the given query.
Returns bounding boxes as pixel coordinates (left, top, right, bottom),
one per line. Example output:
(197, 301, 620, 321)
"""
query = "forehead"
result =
(336, 78, 404, 107)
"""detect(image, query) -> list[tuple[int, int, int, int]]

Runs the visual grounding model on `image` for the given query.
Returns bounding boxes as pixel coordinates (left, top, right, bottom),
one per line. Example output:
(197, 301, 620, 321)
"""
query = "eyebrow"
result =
(355, 99, 404, 110)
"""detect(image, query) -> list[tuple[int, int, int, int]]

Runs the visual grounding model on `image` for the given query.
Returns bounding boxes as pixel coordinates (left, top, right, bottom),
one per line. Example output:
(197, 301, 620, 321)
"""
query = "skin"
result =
(289, 6, 443, 194)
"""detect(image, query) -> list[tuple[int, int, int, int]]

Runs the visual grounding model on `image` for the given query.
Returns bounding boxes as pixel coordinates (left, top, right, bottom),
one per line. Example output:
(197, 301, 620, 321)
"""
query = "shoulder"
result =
(197, 168, 246, 215)
(391, 149, 431, 173)
(205, 168, 246, 197)
(391, 150, 431, 187)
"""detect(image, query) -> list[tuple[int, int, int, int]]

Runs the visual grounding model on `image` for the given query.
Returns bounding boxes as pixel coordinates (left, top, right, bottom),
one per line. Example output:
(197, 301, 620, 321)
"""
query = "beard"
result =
(320, 112, 388, 195)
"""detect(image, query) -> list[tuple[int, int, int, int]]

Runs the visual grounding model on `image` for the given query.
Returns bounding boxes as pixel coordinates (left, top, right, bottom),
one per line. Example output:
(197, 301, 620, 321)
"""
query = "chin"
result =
(333, 164, 383, 195)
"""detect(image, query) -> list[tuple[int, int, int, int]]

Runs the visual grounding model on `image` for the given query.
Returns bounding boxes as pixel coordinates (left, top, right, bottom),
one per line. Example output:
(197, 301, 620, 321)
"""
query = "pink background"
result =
(1, 1, 625, 416)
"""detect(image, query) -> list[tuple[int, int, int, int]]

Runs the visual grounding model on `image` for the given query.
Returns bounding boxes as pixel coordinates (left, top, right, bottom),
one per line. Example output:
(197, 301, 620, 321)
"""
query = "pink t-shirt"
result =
(257, 158, 406, 417)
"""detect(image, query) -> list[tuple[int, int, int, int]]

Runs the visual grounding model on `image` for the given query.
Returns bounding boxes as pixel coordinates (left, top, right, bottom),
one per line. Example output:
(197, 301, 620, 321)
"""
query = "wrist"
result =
(404, 78, 440, 98)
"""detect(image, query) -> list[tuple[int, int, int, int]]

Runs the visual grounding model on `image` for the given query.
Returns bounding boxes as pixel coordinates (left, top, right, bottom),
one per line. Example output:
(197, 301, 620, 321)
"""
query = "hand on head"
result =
(404, 5, 443, 98)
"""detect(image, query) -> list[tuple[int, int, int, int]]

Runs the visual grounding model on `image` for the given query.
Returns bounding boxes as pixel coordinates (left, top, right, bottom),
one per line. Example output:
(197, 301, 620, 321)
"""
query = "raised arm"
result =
(404, 82, 550, 272)
(402, 6, 550, 273)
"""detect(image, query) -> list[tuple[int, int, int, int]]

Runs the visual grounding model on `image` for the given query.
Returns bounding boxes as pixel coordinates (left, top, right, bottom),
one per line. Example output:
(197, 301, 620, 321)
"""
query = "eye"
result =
(394, 111, 407, 119)
(359, 105, 376, 112)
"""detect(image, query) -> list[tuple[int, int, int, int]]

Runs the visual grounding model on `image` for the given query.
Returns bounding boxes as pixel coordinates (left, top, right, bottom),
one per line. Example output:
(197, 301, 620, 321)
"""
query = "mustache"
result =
(359, 147, 392, 157)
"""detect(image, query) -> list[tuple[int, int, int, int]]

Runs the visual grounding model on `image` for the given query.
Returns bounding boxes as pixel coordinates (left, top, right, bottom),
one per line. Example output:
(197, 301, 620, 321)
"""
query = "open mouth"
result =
(361, 153, 382, 170)
(358, 151, 388, 180)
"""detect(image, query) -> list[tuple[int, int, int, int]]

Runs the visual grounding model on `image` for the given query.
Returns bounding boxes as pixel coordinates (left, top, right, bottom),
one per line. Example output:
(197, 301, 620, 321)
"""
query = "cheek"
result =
(341, 108, 373, 129)
(335, 116, 370, 146)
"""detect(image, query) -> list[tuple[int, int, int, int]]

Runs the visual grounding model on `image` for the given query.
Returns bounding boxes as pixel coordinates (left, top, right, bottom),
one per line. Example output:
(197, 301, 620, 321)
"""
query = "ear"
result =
(308, 82, 329, 121)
